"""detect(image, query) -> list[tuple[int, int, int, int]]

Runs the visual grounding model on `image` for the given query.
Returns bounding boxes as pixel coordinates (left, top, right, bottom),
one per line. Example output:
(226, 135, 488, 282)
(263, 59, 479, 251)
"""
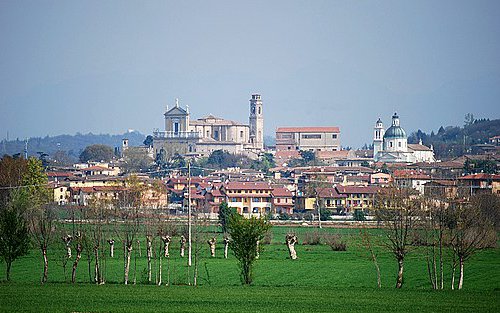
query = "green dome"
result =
(384, 125, 407, 139)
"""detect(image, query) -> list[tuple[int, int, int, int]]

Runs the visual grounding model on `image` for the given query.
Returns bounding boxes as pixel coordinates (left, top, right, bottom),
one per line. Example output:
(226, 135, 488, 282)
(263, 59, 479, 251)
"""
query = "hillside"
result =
(408, 118, 500, 158)
(0, 131, 146, 161)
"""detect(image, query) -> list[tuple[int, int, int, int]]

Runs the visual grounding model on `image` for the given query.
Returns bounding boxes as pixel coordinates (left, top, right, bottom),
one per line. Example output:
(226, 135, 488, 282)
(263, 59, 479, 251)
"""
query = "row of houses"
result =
(46, 160, 499, 219)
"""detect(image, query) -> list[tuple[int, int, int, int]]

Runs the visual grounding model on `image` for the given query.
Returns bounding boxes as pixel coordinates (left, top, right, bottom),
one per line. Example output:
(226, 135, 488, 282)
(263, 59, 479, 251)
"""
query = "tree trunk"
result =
(41, 246, 48, 284)
(6, 261, 12, 281)
(451, 264, 456, 290)
(71, 244, 82, 283)
(147, 237, 152, 283)
(224, 239, 229, 259)
(164, 242, 170, 257)
(94, 246, 102, 284)
(396, 258, 404, 288)
(124, 244, 132, 285)
(158, 253, 162, 286)
(458, 257, 464, 290)
(109, 240, 114, 258)
(439, 233, 444, 290)
(426, 253, 435, 289)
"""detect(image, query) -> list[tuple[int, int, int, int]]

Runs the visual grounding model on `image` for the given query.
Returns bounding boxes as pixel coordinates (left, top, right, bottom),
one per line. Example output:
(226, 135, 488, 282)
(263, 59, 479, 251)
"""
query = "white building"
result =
(373, 113, 435, 164)
(153, 94, 264, 159)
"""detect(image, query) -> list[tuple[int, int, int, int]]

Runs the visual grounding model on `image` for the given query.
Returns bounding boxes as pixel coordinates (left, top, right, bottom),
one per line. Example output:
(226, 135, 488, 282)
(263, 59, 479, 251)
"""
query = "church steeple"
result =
(373, 117, 385, 158)
(249, 94, 264, 150)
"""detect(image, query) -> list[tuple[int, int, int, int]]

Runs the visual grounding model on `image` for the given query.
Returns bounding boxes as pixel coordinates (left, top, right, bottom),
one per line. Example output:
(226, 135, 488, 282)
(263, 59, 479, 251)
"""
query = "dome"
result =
(383, 125, 407, 139)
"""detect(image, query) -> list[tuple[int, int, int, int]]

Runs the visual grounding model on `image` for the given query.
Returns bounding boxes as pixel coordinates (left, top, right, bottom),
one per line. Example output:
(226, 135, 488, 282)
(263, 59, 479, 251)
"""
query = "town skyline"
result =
(1, 1, 500, 148)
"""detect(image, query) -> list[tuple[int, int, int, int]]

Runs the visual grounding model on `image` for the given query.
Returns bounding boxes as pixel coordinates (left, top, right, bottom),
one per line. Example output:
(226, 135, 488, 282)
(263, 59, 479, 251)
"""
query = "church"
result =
(373, 113, 435, 164)
(153, 94, 264, 159)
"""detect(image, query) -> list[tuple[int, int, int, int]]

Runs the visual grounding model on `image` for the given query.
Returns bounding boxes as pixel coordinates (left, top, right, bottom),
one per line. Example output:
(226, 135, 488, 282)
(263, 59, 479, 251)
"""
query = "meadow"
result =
(1, 226, 499, 312)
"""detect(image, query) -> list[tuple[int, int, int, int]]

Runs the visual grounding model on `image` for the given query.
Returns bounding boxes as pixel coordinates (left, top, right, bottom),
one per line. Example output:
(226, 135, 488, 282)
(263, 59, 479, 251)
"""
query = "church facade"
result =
(373, 113, 435, 164)
(153, 94, 264, 159)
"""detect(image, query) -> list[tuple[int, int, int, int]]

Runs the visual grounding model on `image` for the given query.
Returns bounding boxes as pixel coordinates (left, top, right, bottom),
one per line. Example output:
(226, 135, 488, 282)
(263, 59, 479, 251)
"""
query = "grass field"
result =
(1, 226, 499, 312)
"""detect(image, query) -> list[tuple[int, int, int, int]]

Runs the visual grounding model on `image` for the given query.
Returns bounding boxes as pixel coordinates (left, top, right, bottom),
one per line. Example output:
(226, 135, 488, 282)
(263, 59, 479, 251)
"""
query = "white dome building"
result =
(373, 113, 435, 164)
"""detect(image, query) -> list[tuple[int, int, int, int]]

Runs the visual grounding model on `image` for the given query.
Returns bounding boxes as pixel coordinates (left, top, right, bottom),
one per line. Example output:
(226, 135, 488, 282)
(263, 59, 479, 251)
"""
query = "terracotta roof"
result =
(271, 187, 293, 197)
(336, 186, 380, 194)
(225, 181, 273, 190)
(393, 170, 431, 180)
(275, 150, 301, 160)
(46, 172, 74, 177)
(460, 174, 500, 180)
(70, 186, 126, 193)
(407, 144, 432, 151)
(317, 187, 347, 198)
(316, 150, 350, 159)
(83, 165, 114, 171)
(277, 127, 340, 133)
(425, 180, 457, 186)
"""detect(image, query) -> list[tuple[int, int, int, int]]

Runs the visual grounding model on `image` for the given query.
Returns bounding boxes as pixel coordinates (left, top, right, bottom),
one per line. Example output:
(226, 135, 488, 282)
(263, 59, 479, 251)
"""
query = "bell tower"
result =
(373, 117, 384, 158)
(249, 94, 264, 150)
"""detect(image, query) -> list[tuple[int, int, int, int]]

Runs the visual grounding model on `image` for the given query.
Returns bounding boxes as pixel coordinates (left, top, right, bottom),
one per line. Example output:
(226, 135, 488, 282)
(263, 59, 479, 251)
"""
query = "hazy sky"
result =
(1, 0, 499, 148)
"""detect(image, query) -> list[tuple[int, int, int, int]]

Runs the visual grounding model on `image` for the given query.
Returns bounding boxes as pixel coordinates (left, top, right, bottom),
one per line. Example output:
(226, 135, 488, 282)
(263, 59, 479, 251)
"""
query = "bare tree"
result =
(71, 232, 83, 283)
(447, 196, 497, 290)
(29, 204, 56, 284)
(359, 227, 381, 288)
(113, 176, 143, 285)
(374, 186, 419, 288)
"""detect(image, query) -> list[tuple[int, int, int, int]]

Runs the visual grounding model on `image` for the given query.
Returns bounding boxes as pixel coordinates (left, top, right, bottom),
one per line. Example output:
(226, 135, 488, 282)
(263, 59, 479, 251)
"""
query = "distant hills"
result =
(408, 118, 500, 159)
(1, 118, 498, 162)
(0, 131, 146, 161)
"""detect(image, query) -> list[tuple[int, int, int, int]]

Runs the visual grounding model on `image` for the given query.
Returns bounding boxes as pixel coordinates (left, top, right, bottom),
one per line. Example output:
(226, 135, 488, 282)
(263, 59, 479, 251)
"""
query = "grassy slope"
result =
(0, 227, 499, 312)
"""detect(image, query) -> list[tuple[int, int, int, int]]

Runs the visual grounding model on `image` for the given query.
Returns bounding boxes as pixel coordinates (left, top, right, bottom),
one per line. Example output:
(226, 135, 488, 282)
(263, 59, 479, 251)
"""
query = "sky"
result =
(1, 0, 499, 148)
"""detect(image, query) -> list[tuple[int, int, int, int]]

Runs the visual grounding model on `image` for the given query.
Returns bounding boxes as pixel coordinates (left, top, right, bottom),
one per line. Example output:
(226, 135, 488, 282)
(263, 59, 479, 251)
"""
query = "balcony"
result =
(153, 130, 201, 139)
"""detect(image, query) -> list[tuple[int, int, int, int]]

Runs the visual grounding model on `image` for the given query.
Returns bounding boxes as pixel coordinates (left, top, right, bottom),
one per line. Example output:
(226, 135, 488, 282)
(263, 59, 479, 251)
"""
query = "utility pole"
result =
(188, 159, 192, 267)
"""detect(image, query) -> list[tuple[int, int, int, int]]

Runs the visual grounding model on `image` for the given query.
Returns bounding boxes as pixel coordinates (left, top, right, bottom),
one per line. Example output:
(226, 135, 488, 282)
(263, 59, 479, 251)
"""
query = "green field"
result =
(1, 226, 499, 312)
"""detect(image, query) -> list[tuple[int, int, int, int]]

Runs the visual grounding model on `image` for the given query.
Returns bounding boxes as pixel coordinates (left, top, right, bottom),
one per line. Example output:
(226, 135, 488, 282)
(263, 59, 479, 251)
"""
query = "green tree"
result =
(0, 155, 28, 204)
(122, 147, 153, 173)
(227, 214, 271, 285)
(143, 135, 154, 147)
(79, 144, 114, 163)
(299, 150, 315, 165)
(22, 157, 53, 284)
(251, 153, 275, 173)
(218, 202, 236, 234)
(0, 190, 30, 281)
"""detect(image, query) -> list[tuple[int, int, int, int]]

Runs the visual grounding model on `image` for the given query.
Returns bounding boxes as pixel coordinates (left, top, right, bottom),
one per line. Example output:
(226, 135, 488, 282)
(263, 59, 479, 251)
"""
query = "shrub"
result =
(278, 212, 291, 220)
(303, 231, 322, 245)
(323, 233, 347, 251)
(353, 209, 366, 221)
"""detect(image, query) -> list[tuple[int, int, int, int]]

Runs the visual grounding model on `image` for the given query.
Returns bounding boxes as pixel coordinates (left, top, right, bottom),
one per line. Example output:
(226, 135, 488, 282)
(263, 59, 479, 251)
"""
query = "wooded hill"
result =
(0, 131, 146, 161)
(408, 118, 500, 159)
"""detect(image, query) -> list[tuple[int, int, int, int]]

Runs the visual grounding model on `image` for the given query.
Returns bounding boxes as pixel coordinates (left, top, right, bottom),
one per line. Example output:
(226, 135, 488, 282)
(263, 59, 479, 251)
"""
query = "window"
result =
(253, 198, 260, 202)
(390, 142, 393, 148)
(258, 107, 261, 114)
(398, 142, 401, 147)
(280, 133, 292, 139)
(240, 131, 243, 138)
(332, 134, 337, 139)
(214, 130, 219, 139)
(302, 134, 321, 139)
(174, 122, 179, 134)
